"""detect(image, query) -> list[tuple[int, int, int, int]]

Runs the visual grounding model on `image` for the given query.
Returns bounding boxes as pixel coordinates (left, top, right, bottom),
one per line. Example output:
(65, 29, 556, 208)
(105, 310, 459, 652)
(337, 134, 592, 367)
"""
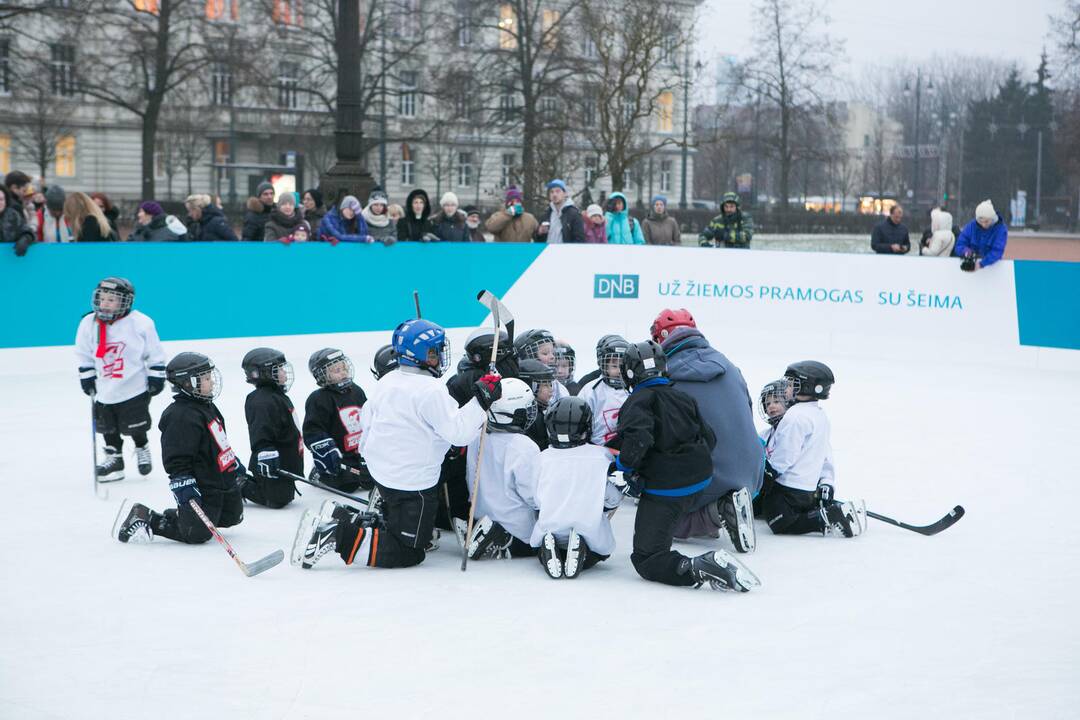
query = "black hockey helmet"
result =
(487, 378, 538, 433)
(167, 351, 221, 402)
(759, 379, 790, 426)
(92, 276, 135, 322)
(309, 348, 355, 392)
(545, 396, 593, 449)
(553, 341, 576, 382)
(513, 328, 556, 365)
(620, 340, 667, 389)
(242, 347, 294, 391)
(371, 344, 399, 380)
(517, 358, 556, 405)
(784, 360, 834, 400)
(596, 334, 631, 389)
(464, 327, 511, 366)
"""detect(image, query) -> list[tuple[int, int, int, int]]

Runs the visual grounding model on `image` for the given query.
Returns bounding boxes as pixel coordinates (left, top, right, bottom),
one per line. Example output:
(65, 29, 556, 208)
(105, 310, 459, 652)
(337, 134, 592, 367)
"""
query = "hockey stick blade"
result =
(477, 290, 514, 338)
(866, 505, 965, 536)
(242, 549, 285, 576)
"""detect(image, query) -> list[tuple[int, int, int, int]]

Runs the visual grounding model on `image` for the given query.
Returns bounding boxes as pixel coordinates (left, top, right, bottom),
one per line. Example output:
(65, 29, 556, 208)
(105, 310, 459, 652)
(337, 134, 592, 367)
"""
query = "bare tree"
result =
(741, 0, 844, 214)
(861, 115, 900, 207)
(159, 107, 212, 198)
(10, 80, 75, 183)
(1050, 1, 1080, 84)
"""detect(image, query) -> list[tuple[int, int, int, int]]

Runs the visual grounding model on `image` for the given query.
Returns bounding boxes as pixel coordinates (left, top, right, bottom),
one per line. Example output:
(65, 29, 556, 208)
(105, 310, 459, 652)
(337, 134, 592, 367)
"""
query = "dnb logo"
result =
(593, 274, 639, 299)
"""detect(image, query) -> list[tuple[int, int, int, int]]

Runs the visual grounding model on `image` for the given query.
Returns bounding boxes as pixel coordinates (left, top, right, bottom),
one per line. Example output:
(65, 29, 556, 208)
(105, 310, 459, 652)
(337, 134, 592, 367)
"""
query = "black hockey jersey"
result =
(245, 385, 304, 477)
(302, 382, 369, 458)
(160, 394, 240, 492)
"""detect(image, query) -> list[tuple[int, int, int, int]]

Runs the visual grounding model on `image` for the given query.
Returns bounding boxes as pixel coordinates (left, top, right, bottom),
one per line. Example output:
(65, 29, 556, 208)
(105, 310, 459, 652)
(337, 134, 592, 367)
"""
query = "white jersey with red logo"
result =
(575, 378, 629, 446)
(74, 310, 166, 405)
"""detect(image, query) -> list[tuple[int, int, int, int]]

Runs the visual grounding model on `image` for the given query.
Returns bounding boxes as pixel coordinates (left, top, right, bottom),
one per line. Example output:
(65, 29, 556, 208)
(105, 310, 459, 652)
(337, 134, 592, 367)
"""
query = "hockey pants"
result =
(336, 483, 439, 568)
(152, 488, 244, 544)
(242, 473, 296, 509)
(631, 493, 698, 587)
(763, 484, 826, 535)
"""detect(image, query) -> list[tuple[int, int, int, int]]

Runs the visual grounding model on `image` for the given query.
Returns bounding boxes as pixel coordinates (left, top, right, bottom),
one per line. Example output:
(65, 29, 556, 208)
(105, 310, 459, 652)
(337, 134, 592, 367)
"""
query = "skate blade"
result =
(564, 530, 582, 579)
(717, 549, 762, 592)
(732, 488, 757, 553)
(542, 533, 563, 579)
(851, 499, 868, 536)
(97, 471, 125, 483)
(290, 509, 317, 567)
(110, 498, 131, 540)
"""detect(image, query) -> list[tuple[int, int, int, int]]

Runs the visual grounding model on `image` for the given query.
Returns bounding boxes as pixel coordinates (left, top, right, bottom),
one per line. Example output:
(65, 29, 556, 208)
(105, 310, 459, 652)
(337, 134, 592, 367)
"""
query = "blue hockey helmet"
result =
(392, 319, 451, 377)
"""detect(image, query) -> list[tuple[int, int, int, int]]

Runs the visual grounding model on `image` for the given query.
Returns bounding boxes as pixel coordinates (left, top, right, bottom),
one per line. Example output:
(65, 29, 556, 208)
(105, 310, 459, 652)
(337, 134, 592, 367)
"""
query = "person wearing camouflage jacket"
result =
(699, 192, 753, 248)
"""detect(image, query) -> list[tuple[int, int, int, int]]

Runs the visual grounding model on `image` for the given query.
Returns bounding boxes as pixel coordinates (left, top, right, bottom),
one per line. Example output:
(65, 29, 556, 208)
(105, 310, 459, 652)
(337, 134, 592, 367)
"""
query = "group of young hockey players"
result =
(85, 274, 864, 594)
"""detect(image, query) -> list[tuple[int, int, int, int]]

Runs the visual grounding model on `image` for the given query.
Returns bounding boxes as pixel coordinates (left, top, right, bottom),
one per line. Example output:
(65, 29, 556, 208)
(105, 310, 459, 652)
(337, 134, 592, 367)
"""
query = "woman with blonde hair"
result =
(64, 191, 116, 242)
(184, 193, 237, 241)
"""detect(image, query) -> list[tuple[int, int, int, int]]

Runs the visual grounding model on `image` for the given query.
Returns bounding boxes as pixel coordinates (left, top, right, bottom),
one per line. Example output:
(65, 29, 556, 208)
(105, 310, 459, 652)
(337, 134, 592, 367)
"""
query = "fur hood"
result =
(246, 197, 270, 213)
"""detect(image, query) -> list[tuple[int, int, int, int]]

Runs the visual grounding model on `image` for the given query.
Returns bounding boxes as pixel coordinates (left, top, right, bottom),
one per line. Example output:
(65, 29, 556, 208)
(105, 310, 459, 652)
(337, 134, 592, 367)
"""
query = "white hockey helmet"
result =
(487, 377, 538, 433)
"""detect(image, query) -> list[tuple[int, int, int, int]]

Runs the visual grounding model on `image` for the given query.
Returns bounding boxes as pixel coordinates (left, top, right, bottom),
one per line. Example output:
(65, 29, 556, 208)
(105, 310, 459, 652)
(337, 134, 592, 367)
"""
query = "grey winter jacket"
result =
(663, 327, 763, 507)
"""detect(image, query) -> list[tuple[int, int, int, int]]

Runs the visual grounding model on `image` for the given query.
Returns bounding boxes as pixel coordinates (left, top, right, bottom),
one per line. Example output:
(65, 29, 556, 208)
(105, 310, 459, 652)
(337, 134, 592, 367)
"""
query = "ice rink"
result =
(2, 324, 1078, 720)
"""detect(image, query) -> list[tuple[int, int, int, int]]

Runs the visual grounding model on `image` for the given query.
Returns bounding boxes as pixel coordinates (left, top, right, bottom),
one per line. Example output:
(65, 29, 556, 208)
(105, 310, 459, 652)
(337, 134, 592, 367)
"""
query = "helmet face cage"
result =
(432, 338, 451, 376)
(270, 361, 295, 392)
(92, 284, 133, 322)
(394, 321, 451, 376)
(598, 346, 629, 389)
(516, 331, 557, 368)
(315, 355, 355, 390)
(553, 344, 576, 382)
(488, 399, 539, 433)
(185, 366, 223, 402)
(758, 381, 791, 425)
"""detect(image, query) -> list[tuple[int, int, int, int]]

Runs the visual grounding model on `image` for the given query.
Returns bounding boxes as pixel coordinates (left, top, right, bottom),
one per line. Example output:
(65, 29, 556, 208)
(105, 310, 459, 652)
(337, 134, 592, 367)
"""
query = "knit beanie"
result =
(139, 201, 164, 217)
(340, 195, 362, 214)
(45, 185, 66, 213)
(464, 205, 480, 218)
(546, 179, 567, 192)
(255, 181, 274, 197)
(652, 195, 668, 208)
(304, 188, 323, 208)
(440, 191, 459, 207)
(369, 188, 389, 206)
(586, 204, 604, 218)
(975, 199, 998, 224)
(277, 192, 296, 209)
(505, 186, 524, 202)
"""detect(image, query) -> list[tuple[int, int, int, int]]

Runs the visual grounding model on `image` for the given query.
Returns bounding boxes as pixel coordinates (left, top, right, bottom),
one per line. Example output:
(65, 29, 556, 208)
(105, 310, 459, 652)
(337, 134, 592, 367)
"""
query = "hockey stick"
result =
(477, 289, 514, 349)
(413, 289, 422, 319)
(187, 499, 283, 576)
(462, 291, 503, 571)
(90, 394, 108, 500)
(866, 505, 965, 536)
(276, 469, 370, 506)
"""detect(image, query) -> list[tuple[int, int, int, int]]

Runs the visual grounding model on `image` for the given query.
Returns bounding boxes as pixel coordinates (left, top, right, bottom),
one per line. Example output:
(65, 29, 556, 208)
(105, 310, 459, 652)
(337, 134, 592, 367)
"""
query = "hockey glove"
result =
(815, 483, 835, 507)
(169, 475, 201, 506)
(621, 471, 643, 499)
(256, 449, 280, 479)
(79, 366, 96, 396)
(311, 438, 342, 477)
(472, 373, 502, 410)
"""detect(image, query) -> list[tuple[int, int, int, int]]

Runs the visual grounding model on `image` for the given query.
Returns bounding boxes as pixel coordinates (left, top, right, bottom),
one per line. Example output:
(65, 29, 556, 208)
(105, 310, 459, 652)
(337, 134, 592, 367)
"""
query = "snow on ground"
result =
(1, 330, 1078, 720)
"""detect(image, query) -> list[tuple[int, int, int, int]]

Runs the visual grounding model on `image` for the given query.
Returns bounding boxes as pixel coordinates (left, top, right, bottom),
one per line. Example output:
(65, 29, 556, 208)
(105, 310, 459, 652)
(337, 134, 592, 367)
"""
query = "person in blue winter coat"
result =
(319, 195, 371, 244)
(653, 311, 761, 553)
(955, 199, 1008, 270)
(605, 192, 645, 244)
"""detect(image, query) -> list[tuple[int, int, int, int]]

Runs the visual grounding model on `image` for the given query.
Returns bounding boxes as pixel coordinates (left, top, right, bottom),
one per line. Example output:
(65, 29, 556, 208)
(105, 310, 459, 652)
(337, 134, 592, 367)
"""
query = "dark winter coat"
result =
(304, 206, 326, 242)
(102, 205, 120, 235)
(76, 216, 115, 242)
(1, 202, 36, 256)
(245, 384, 303, 477)
(642, 211, 681, 246)
(700, 207, 753, 248)
(614, 378, 716, 496)
(263, 207, 305, 242)
(870, 217, 911, 254)
(398, 189, 436, 241)
(302, 383, 369, 459)
(242, 197, 273, 241)
(431, 209, 470, 242)
(662, 327, 763, 506)
(536, 202, 586, 243)
(319, 205, 370, 243)
(192, 205, 238, 242)
(160, 394, 242, 493)
(129, 214, 181, 242)
(956, 217, 1008, 267)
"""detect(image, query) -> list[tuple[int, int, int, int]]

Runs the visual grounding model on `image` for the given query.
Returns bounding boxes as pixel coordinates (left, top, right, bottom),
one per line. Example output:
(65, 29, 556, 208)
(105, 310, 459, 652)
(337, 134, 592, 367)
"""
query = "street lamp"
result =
(679, 51, 703, 210)
(903, 71, 934, 214)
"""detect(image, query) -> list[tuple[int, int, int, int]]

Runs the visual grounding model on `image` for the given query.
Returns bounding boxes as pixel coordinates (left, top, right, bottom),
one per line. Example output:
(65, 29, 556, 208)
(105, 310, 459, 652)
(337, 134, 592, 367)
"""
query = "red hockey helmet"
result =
(650, 308, 697, 342)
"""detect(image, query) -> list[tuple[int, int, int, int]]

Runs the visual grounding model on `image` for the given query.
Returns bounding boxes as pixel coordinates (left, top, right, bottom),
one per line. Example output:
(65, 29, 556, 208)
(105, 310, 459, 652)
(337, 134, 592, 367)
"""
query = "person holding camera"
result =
(956, 200, 1008, 272)
(485, 187, 538, 243)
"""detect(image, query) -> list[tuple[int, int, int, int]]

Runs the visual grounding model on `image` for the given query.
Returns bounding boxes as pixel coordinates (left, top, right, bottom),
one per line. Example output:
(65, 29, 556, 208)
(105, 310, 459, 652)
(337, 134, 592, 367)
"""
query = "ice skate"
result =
(96, 446, 125, 483)
(689, 549, 761, 592)
(367, 485, 383, 516)
(719, 488, 756, 553)
(563, 530, 589, 579)
(539, 532, 563, 578)
(291, 509, 339, 569)
(425, 528, 441, 553)
(134, 445, 152, 476)
(319, 499, 358, 524)
(822, 501, 864, 538)
(468, 516, 513, 560)
(113, 499, 153, 543)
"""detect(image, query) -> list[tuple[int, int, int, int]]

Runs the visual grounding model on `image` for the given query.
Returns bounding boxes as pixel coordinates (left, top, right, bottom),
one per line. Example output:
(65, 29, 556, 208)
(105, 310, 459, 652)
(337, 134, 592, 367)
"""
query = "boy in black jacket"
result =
(239, 348, 302, 508)
(113, 352, 246, 544)
(303, 348, 373, 493)
(614, 341, 760, 593)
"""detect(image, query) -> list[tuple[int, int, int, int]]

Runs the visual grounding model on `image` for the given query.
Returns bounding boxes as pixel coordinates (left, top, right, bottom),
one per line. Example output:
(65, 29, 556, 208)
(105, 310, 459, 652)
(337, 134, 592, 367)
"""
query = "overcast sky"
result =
(698, 0, 1062, 87)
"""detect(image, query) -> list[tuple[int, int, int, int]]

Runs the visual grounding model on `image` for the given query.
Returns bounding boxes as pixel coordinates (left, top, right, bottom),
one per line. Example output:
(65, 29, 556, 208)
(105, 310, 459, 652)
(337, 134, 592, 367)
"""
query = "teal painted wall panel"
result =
(1014, 260, 1080, 351)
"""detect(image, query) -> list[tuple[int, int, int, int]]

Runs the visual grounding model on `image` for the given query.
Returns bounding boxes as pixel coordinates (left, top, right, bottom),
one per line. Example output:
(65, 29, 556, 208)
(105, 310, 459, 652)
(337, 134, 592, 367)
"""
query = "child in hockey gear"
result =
(303, 348, 374, 493)
(763, 361, 865, 538)
(753, 379, 789, 517)
(517, 359, 556, 450)
(114, 352, 246, 545)
(240, 348, 302, 508)
(553, 341, 578, 394)
(576, 335, 631, 445)
(370, 344, 399, 380)
(530, 397, 622, 579)
(292, 318, 498, 569)
(614, 340, 759, 592)
(466, 378, 541, 560)
(514, 328, 571, 401)
(76, 277, 166, 481)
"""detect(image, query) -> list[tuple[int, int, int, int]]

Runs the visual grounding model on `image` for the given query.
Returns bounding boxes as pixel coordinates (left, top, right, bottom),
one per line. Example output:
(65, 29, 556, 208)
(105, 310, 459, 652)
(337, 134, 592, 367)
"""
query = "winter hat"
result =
(505, 186, 524, 202)
(369, 188, 389, 207)
(139, 201, 164, 217)
(586, 204, 604, 218)
(975, 199, 998, 224)
(440, 191, 459, 207)
(293, 220, 312, 236)
(277, 192, 297, 209)
(255, 181, 274, 197)
(464, 205, 481, 218)
(304, 188, 323, 208)
(340, 195, 362, 214)
(652, 194, 668, 208)
(547, 179, 567, 192)
(45, 185, 65, 213)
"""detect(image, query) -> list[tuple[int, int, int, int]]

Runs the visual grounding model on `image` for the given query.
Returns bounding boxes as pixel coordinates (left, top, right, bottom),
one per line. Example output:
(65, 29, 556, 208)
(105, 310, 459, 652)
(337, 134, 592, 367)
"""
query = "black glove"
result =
(256, 450, 280, 479)
(621, 471, 643, 499)
(79, 366, 96, 396)
(472, 373, 502, 410)
(169, 475, 201, 506)
(815, 483, 835, 507)
(147, 366, 166, 396)
(311, 438, 342, 476)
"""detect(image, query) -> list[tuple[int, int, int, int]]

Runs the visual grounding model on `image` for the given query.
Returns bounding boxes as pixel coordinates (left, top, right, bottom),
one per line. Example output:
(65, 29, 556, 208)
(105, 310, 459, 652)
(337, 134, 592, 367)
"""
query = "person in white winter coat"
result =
(923, 207, 956, 257)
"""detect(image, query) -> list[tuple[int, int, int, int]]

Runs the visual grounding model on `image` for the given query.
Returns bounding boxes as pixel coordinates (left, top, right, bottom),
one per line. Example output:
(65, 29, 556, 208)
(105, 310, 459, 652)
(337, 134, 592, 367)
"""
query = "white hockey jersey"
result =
(575, 378, 628, 445)
(530, 444, 620, 556)
(767, 401, 835, 492)
(74, 310, 166, 405)
(466, 431, 541, 544)
(359, 366, 486, 492)
(551, 379, 571, 403)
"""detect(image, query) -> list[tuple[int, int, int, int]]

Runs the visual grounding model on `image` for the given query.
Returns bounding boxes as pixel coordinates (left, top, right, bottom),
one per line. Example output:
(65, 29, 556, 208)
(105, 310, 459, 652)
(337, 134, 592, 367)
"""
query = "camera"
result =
(960, 254, 977, 272)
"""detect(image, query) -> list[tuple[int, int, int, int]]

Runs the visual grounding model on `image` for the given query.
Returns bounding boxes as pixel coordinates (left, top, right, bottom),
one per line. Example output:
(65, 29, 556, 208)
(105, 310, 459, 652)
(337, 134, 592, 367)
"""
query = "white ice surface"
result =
(2, 330, 1078, 720)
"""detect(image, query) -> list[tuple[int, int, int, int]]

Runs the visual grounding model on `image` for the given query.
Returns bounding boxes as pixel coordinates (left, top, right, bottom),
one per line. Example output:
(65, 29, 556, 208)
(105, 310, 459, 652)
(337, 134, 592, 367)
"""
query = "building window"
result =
(211, 63, 232, 105)
(622, 95, 635, 125)
(273, 0, 302, 25)
(278, 62, 299, 109)
(501, 153, 516, 187)
(205, 0, 239, 21)
(656, 90, 673, 133)
(541, 9, 559, 50)
(55, 135, 76, 177)
(457, 0, 472, 47)
(397, 0, 421, 38)
(50, 43, 76, 97)
(401, 143, 415, 185)
(134, 0, 159, 13)
(457, 152, 473, 187)
(398, 71, 417, 117)
(582, 98, 596, 127)
(584, 156, 597, 187)
(540, 96, 557, 119)
(499, 85, 516, 123)
(659, 159, 672, 192)
(0, 39, 10, 95)
(582, 35, 596, 58)
(453, 77, 471, 118)
(498, 4, 517, 50)
(662, 35, 677, 66)
(0, 134, 10, 174)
